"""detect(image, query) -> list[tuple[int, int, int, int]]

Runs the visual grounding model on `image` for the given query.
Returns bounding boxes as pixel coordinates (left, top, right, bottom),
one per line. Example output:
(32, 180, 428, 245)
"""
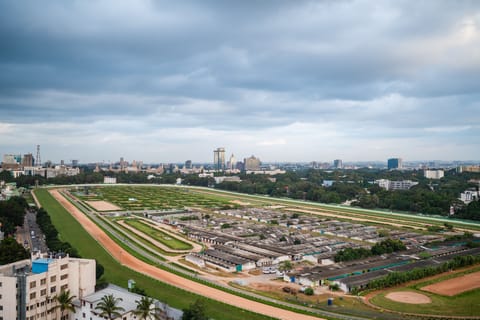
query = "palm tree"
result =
(49, 290, 76, 320)
(95, 294, 125, 320)
(133, 296, 163, 320)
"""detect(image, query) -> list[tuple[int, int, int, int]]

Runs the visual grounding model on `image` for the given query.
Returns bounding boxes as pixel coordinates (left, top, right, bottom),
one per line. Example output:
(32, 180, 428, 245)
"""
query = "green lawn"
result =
(34, 188, 276, 320)
(124, 218, 192, 250)
(74, 186, 234, 211)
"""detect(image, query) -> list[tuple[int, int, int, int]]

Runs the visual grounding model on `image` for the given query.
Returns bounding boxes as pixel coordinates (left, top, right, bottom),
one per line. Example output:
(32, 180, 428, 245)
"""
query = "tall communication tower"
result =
(35, 145, 41, 167)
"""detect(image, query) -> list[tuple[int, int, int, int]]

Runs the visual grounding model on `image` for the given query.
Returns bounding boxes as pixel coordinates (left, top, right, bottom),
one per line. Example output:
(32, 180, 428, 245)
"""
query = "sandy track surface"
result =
(421, 271, 480, 296)
(385, 291, 431, 304)
(49, 189, 324, 320)
(85, 200, 121, 211)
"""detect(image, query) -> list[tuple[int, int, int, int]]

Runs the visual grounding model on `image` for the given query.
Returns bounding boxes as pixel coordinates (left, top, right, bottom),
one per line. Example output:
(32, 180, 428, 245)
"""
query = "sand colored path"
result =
(85, 200, 121, 211)
(385, 291, 431, 304)
(49, 189, 324, 320)
(421, 271, 480, 296)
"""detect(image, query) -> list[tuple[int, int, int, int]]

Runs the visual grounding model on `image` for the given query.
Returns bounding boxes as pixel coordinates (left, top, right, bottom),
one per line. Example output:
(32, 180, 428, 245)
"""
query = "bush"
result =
(304, 287, 314, 295)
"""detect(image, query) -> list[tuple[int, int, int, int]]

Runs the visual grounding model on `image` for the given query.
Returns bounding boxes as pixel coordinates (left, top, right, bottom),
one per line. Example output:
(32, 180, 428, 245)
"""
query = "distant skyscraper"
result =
(388, 158, 403, 170)
(213, 147, 225, 171)
(333, 159, 343, 169)
(228, 154, 236, 170)
(22, 153, 34, 167)
(185, 160, 192, 169)
(72, 159, 79, 167)
(35, 144, 41, 167)
(244, 155, 261, 171)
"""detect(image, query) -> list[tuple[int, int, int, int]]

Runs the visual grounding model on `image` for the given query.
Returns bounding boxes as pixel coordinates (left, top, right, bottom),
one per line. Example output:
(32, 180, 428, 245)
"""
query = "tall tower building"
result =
(333, 159, 343, 169)
(22, 153, 34, 167)
(213, 147, 225, 171)
(388, 158, 403, 170)
(35, 145, 41, 167)
(244, 155, 261, 171)
(185, 160, 192, 169)
(228, 154, 236, 170)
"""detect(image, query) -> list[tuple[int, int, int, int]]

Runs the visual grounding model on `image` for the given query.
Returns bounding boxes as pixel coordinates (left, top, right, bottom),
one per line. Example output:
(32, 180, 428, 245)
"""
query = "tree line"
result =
(334, 239, 406, 262)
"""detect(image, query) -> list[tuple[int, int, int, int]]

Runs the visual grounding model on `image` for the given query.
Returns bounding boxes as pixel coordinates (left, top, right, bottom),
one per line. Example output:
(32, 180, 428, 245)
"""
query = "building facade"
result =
(0, 254, 96, 320)
(244, 155, 261, 171)
(387, 158, 403, 170)
(424, 169, 444, 179)
(333, 159, 343, 169)
(213, 148, 225, 171)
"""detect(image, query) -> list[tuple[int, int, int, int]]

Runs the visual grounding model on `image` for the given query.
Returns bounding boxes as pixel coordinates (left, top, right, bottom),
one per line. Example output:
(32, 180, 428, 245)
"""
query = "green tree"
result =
(133, 296, 162, 320)
(181, 299, 209, 320)
(95, 294, 125, 320)
(278, 260, 293, 273)
(0, 237, 29, 264)
(49, 290, 76, 320)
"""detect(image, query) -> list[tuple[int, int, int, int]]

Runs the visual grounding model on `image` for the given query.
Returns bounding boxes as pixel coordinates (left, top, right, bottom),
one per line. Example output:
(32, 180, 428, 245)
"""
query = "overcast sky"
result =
(1, 1, 479, 164)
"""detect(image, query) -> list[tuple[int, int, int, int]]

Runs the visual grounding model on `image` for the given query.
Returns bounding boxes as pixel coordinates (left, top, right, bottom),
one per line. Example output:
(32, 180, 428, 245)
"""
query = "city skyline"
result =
(1, 1, 479, 162)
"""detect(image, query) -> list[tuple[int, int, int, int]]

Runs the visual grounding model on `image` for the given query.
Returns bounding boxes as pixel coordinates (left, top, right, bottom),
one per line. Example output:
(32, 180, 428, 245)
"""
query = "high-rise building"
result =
(185, 160, 192, 169)
(213, 147, 225, 171)
(244, 155, 261, 171)
(387, 158, 403, 170)
(71, 159, 79, 167)
(0, 254, 96, 320)
(22, 153, 34, 167)
(228, 154, 236, 170)
(333, 159, 343, 169)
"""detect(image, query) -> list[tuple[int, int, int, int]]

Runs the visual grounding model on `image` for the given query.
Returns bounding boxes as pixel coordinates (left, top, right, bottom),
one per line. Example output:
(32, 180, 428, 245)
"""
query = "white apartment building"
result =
(424, 169, 444, 179)
(375, 179, 419, 191)
(459, 190, 480, 204)
(0, 254, 95, 320)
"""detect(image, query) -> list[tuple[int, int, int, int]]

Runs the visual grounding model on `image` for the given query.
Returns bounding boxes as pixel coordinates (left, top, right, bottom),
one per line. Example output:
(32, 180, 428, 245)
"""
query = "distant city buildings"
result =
(213, 147, 225, 171)
(244, 155, 261, 171)
(458, 165, 480, 173)
(387, 158, 403, 170)
(333, 159, 343, 169)
(228, 154, 236, 170)
(185, 160, 192, 169)
(424, 169, 444, 179)
(459, 189, 480, 204)
(375, 179, 418, 191)
(104, 176, 117, 184)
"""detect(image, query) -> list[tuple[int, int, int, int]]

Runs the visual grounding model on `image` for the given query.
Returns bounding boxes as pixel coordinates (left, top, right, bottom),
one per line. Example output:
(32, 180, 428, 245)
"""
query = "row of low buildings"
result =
(0, 253, 181, 320)
(285, 246, 480, 293)
(180, 208, 437, 273)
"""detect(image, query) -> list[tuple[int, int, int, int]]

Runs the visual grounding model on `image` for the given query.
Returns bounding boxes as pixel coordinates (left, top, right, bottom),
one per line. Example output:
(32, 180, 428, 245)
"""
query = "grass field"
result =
(369, 267, 480, 317)
(123, 218, 193, 250)
(74, 186, 234, 211)
(34, 188, 277, 320)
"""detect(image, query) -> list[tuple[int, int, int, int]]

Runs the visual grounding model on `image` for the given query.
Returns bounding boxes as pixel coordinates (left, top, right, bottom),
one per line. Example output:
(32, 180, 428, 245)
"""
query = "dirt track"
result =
(421, 271, 480, 296)
(385, 291, 431, 304)
(49, 189, 324, 320)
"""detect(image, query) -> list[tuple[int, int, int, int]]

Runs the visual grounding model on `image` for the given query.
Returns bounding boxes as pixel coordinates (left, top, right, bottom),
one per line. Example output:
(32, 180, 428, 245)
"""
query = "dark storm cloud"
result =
(0, 0, 479, 161)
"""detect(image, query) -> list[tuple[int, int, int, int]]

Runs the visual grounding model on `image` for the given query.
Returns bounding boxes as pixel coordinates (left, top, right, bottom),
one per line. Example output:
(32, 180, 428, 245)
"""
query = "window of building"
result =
(60, 264, 68, 270)
(40, 289, 46, 296)
(61, 285, 68, 291)
(50, 286, 56, 294)
(40, 278, 46, 285)
(50, 276, 56, 282)
(30, 292, 36, 299)
(0, 305, 3, 310)
(60, 274, 68, 280)
(29, 281, 36, 289)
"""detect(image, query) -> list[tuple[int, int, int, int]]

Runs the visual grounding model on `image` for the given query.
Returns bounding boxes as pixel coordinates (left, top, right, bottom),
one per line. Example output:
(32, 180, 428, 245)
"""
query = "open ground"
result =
(421, 271, 480, 296)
